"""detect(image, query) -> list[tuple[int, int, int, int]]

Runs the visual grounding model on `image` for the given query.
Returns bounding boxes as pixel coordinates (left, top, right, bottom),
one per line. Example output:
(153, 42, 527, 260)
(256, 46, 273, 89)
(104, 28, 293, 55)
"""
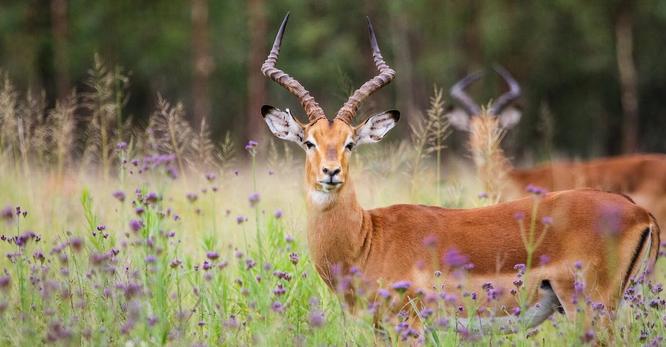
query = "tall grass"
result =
(0, 64, 663, 346)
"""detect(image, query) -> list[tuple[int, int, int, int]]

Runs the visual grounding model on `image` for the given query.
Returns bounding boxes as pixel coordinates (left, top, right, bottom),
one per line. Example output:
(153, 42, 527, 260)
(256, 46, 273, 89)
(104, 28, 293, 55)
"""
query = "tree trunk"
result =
(615, 2, 639, 153)
(191, 0, 213, 126)
(246, 0, 267, 140)
(390, 3, 418, 119)
(50, 0, 69, 99)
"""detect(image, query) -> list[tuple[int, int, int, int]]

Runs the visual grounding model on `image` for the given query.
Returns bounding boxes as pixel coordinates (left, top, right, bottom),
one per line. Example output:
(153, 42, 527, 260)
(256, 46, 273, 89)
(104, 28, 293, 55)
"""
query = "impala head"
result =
(446, 65, 522, 132)
(261, 13, 399, 195)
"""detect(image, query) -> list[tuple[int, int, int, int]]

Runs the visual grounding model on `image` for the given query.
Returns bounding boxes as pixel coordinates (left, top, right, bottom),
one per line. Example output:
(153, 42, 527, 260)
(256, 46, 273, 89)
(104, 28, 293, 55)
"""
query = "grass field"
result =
(0, 71, 664, 346)
(0, 146, 664, 346)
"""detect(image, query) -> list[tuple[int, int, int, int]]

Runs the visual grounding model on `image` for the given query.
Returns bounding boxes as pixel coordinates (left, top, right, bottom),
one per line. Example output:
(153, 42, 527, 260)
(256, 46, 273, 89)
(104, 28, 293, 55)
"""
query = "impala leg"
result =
(549, 279, 577, 321)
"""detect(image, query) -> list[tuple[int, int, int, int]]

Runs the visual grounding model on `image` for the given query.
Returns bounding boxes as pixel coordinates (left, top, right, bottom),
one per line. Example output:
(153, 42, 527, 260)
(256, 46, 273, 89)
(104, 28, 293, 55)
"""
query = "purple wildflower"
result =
(0, 275, 10, 291)
(289, 252, 299, 265)
(514, 211, 525, 221)
(206, 252, 219, 260)
(581, 330, 595, 343)
(205, 172, 216, 182)
(69, 237, 83, 252)
(422, 234, 437, 248)
(170, 259, 182, 268)
(245, 140, 258, 150)
(273, 283, 286, 296)
(236, 216, 247, 224)
(526, 184, 547, 196)
(392, 280, 411, 293)
(443, 248, 469, 268)
(1, 206, 13, 222)
(112, 190, 125, 202)
(541, 216, 553, 225)
(202, 261, 212, 271)
(539, 254, 551, 266)
(274, 209, 283, 219)
(248, 192, 260, 207)
(129, 219, 143, 232)
(271, 301, 284, 313)
(308, 309, 325, 328)
(144, 192, 159, 204)
(378, 288, 390, 299)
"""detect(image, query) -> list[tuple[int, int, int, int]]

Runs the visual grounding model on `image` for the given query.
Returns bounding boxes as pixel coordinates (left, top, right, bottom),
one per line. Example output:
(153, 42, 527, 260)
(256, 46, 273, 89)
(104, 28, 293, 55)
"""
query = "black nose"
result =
(322, 167, 341, 176)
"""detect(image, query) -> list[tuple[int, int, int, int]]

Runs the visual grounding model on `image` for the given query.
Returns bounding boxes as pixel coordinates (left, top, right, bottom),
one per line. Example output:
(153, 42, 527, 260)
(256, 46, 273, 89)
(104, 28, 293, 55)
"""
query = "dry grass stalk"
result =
(48, 91, 78, 177)
(468, 109, 512, 202)
(191, 118, 218, 172)
(0, 72, 19, 164)
(82, 55, 130, 178)
(147, 94, 193, 176)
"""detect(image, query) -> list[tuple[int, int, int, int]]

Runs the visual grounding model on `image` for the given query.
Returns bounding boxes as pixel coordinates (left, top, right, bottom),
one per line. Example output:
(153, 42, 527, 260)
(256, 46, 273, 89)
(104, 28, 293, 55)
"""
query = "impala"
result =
(446, 66, 666, 244)
(260, 14, 659, 333)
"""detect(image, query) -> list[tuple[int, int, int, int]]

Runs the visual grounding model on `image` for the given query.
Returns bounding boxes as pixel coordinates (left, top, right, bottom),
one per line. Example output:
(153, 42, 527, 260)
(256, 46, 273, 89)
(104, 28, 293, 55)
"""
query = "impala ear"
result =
(354, 110, 400, 145)
(261, 105, 305, 143)
(497, 106, 522, 129)
(445, 107, 471, 131)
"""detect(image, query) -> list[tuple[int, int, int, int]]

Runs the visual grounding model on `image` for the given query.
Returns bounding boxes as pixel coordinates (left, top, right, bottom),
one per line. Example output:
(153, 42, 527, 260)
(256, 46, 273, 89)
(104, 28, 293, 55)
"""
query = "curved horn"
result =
(450, 71, 482, 115)
(490, 65, 521, 115)
(335, 17, 396, 124)
(261, 13, 325, 122)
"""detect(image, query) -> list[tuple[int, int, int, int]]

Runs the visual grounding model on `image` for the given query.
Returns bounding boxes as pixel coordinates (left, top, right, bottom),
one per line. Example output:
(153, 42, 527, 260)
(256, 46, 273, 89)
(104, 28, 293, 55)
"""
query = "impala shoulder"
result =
(369, 204, 452, 221)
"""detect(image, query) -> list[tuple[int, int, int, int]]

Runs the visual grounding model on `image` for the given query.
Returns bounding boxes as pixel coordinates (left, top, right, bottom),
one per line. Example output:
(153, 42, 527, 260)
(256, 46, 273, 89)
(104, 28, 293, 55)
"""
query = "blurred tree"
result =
(246, 0, 267, 140)
(191, 0, 213, 126)
(50, 0, 69, 99)
(615, 0, 638, 153)
(0, 0, 664, 156)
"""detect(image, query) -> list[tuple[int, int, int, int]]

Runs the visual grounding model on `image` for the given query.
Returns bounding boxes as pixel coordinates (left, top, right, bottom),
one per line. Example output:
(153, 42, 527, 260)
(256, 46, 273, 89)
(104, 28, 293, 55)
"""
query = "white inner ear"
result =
(355, 112, 397, 145)
(498, 107, 522, 129)
(445, 108, 471, 131)
(263, 107, 305, 143)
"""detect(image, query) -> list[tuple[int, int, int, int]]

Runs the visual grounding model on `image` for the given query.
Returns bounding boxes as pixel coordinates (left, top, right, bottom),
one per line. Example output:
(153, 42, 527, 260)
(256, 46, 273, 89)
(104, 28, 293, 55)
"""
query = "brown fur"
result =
(299, 118, 656, 320)
(467, 113, 666, 246)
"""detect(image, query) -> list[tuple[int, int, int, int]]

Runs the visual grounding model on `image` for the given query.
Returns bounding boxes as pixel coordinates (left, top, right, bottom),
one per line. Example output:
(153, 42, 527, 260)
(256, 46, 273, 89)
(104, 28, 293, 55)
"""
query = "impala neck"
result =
(305, 178, 368, 285)
(469, 115, 514, 200)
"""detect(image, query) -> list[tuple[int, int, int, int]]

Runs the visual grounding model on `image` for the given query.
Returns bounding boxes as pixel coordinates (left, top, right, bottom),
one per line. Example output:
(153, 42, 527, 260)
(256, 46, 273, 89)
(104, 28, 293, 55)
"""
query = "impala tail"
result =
(621, 211, 661, 295)
(644, 213, 661, 276)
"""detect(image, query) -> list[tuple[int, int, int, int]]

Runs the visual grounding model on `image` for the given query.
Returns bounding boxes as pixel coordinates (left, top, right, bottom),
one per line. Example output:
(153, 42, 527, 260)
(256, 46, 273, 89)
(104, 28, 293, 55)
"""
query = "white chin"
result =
(309, 190, 335, 207)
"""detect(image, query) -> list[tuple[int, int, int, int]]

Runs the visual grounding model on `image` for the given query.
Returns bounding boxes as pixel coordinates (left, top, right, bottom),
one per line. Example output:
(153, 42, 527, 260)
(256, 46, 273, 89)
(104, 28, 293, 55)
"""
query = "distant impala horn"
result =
(450, 71, 482, 115)
(490, 65, 521, 114)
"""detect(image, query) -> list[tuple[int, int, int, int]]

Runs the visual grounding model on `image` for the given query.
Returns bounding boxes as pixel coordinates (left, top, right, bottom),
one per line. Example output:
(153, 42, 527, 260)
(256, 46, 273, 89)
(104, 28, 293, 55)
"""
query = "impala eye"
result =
(304, 141, 316, 149)
(345, 142, 355, 151)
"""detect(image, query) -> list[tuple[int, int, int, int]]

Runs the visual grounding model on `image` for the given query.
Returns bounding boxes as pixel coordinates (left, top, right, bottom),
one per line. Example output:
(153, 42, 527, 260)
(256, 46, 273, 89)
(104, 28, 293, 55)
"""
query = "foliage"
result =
(1, 0, 665, 155)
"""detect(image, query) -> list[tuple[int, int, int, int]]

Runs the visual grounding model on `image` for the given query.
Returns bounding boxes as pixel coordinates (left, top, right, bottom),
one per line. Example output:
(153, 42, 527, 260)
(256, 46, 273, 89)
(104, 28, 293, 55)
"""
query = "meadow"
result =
(0, 65, 664, 346)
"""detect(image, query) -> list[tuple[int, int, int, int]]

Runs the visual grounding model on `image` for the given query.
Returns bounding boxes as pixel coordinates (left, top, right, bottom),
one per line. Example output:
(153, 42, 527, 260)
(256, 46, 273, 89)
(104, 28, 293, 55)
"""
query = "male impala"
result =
(446, 67, 666, 243)
(261, 14, 659, 333)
